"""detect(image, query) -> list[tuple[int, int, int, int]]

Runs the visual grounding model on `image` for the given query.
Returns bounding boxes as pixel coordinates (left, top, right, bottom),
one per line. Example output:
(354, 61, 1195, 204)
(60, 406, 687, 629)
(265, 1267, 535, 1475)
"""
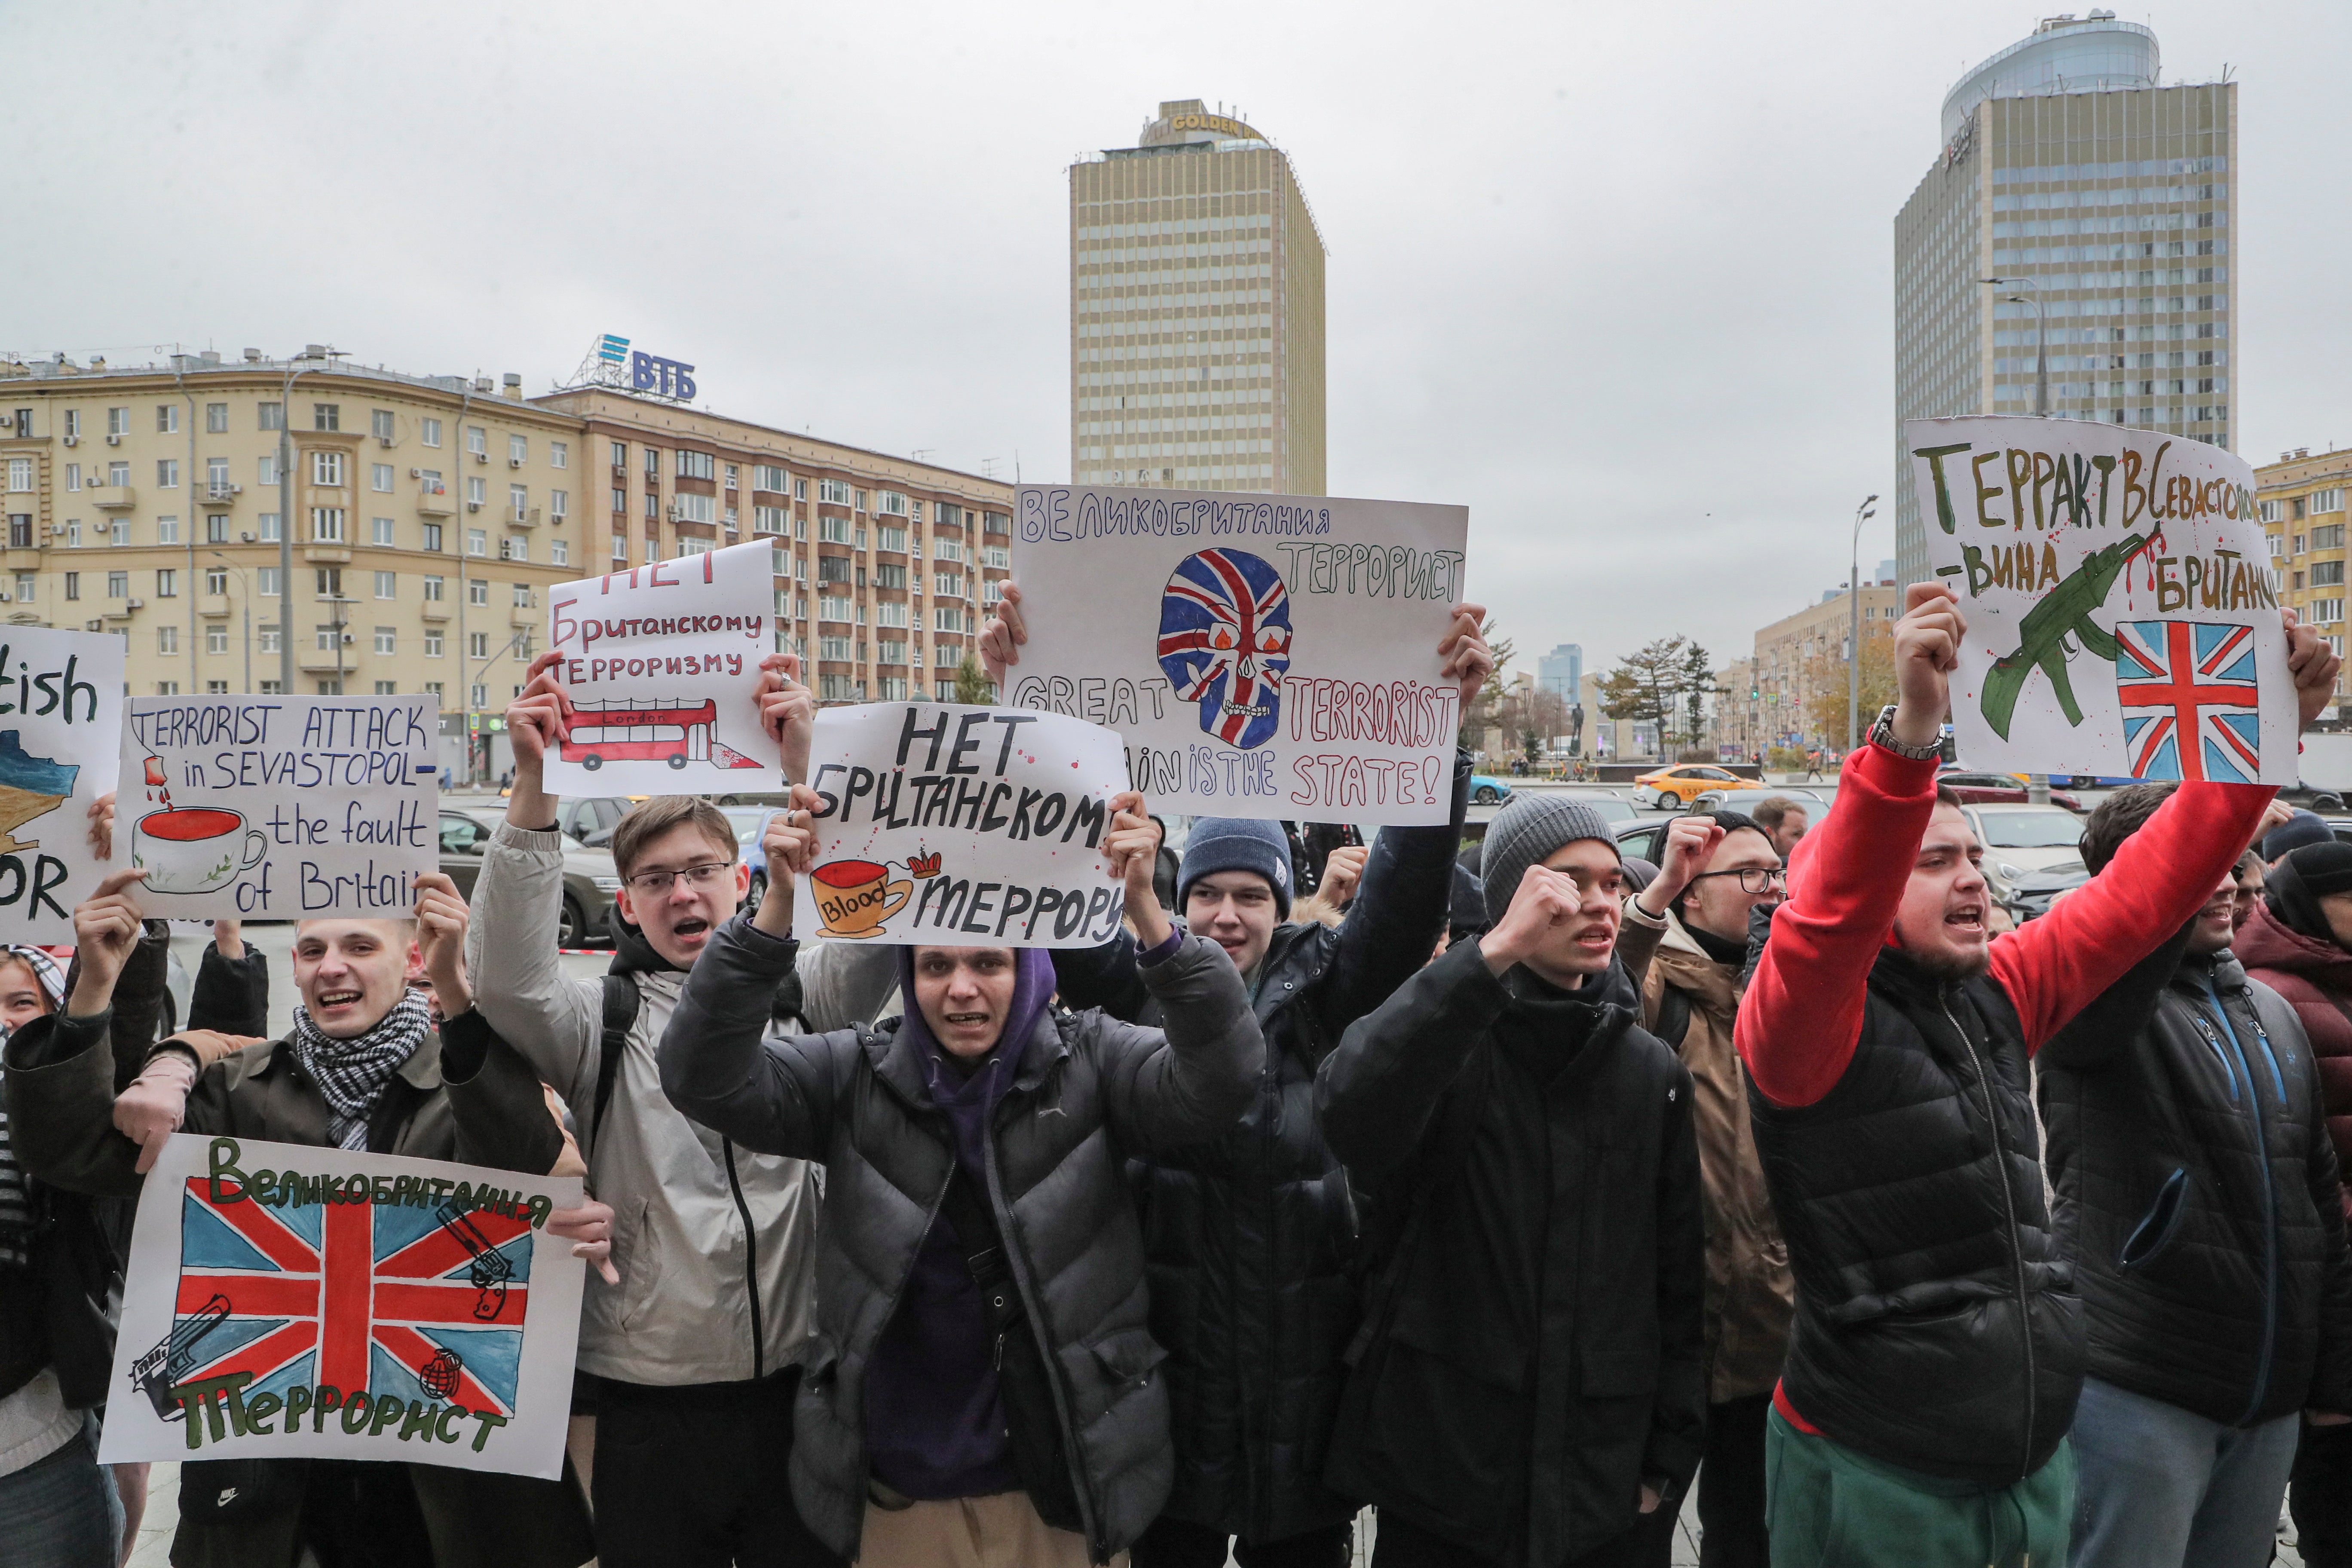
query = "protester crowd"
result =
(6, 581, 2352, 1568)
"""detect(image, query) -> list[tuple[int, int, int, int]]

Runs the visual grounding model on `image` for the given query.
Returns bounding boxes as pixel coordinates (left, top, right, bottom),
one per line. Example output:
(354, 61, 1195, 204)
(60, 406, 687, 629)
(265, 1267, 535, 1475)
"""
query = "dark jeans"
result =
(592, 1368, 840, 1568)
(1372, 1511, 1668, 1568)
(2293, 1418, 2352, 1568)
(1696, 1393, 1770, 1568)
(0, 1431, 120, 1568)
(1133, 1515, 1353, 1568)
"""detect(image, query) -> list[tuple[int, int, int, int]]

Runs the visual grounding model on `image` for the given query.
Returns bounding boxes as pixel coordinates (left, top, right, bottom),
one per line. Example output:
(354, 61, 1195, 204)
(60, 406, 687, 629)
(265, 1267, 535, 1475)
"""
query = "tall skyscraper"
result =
(1069, 100, 1326, 494)
(1893, 14, 2235, 586)
(1538, 643, 1583, 700)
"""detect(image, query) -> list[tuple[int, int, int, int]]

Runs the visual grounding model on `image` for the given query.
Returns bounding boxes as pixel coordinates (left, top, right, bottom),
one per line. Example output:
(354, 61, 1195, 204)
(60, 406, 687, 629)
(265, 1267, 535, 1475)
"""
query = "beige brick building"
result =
(2255, 444, 2352, 711)
(0, 350, 1011, 773)
(1070, 99, 1325, 494)
(1751, 584, 1901, 752)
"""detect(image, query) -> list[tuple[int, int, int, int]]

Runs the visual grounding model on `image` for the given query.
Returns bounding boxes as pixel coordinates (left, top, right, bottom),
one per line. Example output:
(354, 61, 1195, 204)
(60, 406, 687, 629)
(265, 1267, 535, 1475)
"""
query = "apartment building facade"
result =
(529, 387, 1013, 706)
(0, 354, 581, 720)
(0, 352, 1013, 732)
(2256, 444, 2352, 715)
(1070, 99, 1326, 495)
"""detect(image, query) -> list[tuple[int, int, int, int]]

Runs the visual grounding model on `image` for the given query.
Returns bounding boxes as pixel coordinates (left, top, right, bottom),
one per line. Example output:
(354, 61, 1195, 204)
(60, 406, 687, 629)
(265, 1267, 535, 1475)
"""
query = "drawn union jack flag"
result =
(1156, 548, 1294, 749)
(160, 1179, 534, 1417)
(2116, 620, 2264, 784)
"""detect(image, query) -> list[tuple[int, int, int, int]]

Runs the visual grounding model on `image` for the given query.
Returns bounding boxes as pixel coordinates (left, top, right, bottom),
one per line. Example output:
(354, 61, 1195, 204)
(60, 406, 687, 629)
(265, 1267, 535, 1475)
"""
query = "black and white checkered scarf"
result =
(288, 989, 431, 1151)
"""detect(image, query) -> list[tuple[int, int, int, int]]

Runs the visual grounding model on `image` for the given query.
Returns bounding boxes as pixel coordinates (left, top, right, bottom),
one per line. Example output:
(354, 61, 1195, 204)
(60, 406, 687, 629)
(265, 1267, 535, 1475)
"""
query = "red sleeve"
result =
(1735, 743, 1939, 1107)
(1989, 781, 2274, 1053)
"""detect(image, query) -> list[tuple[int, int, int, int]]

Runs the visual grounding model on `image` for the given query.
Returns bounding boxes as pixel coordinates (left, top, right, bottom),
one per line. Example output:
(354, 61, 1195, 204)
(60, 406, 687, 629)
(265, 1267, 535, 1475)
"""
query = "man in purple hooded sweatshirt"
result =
(660, 787, 1263, 1568)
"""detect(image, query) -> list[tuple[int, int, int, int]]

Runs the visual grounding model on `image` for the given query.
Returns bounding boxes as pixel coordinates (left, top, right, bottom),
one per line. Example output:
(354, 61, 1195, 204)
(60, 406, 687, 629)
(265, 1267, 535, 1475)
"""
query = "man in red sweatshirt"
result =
(1735, 582, 2339, 1567)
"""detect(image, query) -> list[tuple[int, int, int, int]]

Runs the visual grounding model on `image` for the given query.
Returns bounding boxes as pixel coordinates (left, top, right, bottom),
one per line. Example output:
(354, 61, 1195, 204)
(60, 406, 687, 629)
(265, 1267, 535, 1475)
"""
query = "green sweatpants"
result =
(1764, 1409, 2074, 1567)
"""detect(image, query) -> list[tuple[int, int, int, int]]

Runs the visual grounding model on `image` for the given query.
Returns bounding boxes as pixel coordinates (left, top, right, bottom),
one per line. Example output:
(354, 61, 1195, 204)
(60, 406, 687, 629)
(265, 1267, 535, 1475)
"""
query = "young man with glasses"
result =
(466, 651, 897, 1568)
(1614, 811, 1792, 1568)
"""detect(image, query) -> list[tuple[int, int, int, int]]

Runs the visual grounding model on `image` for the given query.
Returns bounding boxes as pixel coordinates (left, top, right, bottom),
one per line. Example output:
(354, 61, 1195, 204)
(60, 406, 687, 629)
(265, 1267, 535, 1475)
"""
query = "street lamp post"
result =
(1846, 494, 1879, 753)
(1981, 276, 2047, 417)
(277, 346, 339, 695)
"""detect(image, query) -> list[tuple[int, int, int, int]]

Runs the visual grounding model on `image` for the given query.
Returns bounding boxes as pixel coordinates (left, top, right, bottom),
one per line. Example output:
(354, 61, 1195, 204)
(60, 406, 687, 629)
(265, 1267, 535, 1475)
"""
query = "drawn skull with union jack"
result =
(1157, 548, 1295, 750)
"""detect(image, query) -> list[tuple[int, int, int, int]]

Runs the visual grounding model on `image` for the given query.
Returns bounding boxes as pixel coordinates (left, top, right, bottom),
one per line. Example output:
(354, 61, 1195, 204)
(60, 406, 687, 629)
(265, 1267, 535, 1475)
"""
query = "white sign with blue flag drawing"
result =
(99, 1134, 586, 1478)
(1905, 416, 2295, 783)
(1009, 485, 1470, 824)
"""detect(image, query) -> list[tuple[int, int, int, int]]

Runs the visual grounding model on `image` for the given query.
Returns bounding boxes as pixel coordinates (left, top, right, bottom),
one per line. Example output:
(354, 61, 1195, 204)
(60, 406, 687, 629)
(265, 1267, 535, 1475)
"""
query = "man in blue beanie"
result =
(982, 583, 1492, 1568)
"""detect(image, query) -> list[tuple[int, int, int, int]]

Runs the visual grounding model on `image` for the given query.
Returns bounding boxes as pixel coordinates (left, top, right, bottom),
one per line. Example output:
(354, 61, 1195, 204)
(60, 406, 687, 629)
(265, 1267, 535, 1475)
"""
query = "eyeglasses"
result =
(1689, 867, 1787, 895)
(624, 861, 733, 896)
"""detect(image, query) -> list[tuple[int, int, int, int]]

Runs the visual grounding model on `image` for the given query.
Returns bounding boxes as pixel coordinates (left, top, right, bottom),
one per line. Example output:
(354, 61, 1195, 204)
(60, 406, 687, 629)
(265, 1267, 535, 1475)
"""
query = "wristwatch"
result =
(1869, 704, 1942, 762)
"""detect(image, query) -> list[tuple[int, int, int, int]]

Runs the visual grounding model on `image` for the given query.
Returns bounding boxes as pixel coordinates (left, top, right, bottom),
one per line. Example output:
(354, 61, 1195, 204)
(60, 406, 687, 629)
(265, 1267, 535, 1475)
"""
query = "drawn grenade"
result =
(420, 1347, 465, 1401)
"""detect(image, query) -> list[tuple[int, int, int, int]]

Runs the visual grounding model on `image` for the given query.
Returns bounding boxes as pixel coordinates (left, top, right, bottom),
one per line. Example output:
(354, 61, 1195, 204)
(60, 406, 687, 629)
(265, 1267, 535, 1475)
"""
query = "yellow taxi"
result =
(1632, 764, 1767, 810)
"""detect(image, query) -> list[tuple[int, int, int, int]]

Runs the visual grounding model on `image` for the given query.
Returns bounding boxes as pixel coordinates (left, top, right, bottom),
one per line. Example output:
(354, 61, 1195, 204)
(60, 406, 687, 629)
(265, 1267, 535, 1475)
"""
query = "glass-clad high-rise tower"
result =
(1893, 14, 2236, 587)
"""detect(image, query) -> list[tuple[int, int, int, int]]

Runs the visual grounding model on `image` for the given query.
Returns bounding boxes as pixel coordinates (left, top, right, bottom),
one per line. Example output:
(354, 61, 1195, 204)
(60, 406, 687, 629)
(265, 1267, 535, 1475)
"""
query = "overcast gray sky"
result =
(8, 0, 2347, 680)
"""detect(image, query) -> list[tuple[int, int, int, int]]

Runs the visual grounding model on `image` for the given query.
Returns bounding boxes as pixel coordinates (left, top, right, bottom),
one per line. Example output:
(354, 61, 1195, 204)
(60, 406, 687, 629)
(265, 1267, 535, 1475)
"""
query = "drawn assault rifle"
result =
(1980, 530, 2157, 740)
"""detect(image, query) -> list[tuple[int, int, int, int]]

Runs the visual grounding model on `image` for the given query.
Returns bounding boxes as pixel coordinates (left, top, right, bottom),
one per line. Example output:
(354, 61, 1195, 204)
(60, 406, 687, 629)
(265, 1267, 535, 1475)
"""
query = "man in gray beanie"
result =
(1477, 795, 1623, 927)
(1318, 787, 1706, 1566)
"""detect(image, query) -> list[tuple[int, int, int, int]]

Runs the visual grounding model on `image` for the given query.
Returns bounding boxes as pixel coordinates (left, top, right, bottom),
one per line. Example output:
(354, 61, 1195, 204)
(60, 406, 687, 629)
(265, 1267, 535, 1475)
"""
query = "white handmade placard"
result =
(1906, 417, 2292, 783)
(1009, 485, 1470, 824)
(121, 695, 438, 918)
(0, 628, 124, 941)
(99, 1134, 586, 1479)
(799, 702, 1130, 947)
(544, 541, 779, 793)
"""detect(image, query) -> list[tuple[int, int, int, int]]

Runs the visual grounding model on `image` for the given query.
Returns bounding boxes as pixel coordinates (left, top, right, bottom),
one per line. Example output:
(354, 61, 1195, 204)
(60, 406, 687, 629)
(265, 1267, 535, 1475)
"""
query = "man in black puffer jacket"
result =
(1317, 794, 1706, 1567)
(2039, 783, 2352, 1568)
(659, 789, 1263, 1567)
(982, 581, 1492, 1568)
(1735, 586, 2337, 1567)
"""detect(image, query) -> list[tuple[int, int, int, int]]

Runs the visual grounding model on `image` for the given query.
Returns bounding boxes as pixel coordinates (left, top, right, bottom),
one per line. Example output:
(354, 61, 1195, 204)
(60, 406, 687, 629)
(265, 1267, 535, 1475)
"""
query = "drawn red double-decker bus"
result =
(559, 698, 762, 772)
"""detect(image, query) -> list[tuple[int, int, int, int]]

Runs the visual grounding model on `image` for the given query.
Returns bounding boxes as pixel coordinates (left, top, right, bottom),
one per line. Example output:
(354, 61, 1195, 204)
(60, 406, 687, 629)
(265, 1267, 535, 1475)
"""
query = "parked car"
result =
(720, 805, 784, 907)
(437, 808, 622, 946)
(553, 795, 648, 849)
(2001, 861, 2092, 923)
(1469, 774, 1514, 805)
(1550, 789, 1642, 825)
(1614, 817, 1672, 864)
(1936, 770, 2083, 812)
(1958, 802, 2089, 906)
(1632, 765, 1765, 810)
(1689, 785, 1827, 815)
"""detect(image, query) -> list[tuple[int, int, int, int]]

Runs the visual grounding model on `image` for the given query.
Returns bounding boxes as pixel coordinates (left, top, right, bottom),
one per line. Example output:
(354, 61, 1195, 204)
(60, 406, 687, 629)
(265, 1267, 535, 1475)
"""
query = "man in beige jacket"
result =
(1617, 809, 1794, 1568)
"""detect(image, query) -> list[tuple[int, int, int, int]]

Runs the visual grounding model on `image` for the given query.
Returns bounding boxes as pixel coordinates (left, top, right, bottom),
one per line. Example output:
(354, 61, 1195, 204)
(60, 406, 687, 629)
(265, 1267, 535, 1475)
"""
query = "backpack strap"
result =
(591, 974, 640, 1144)
(1654, 983, 1693, 1050)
